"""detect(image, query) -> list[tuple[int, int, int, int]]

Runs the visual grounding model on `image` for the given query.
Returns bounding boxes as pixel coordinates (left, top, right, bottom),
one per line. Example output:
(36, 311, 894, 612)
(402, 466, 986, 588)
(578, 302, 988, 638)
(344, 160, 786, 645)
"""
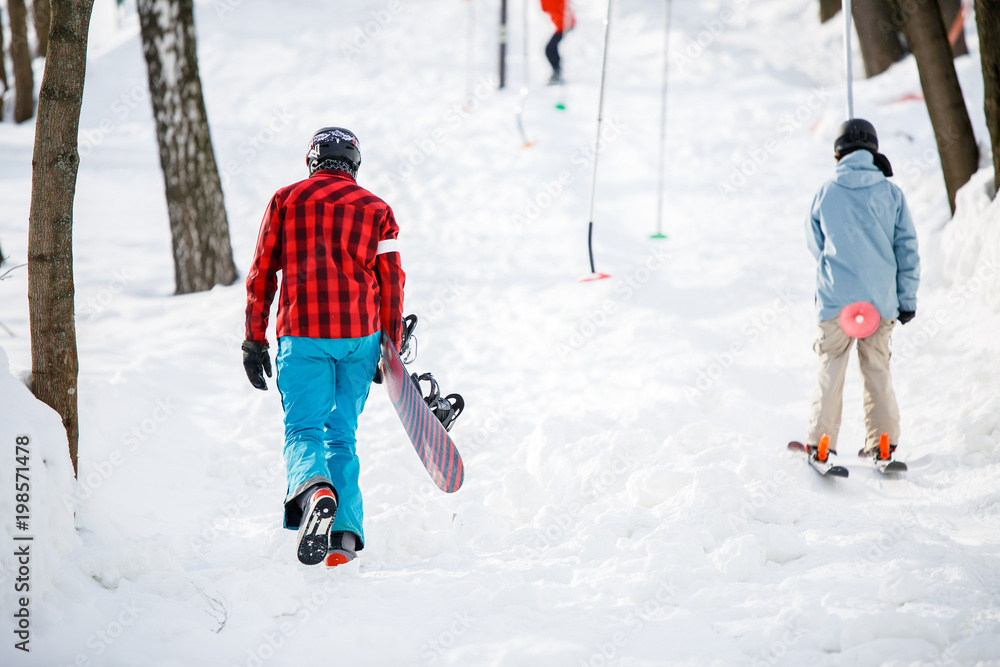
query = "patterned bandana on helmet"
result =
(306, 128, 361, 177)
(313, 157, 358, 178)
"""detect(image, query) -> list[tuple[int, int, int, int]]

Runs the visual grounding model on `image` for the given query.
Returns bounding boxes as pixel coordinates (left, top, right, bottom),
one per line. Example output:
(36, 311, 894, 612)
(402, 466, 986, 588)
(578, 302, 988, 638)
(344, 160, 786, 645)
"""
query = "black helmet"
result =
(306, 127, 362, 177)
(834, 118, 878, 159)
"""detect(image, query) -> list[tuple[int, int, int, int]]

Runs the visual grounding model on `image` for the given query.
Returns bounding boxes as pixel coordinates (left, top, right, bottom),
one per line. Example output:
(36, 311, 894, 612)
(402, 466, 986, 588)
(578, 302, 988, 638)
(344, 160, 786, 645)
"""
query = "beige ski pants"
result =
(806, 316, 900, 453)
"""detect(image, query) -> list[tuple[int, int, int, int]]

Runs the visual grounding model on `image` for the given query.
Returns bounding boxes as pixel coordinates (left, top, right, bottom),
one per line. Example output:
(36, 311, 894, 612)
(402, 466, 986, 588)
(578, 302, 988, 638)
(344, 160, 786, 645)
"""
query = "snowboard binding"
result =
(399, 313, 465, 431)
(400, 314, 418, 364)
(409, 372, 465, 432)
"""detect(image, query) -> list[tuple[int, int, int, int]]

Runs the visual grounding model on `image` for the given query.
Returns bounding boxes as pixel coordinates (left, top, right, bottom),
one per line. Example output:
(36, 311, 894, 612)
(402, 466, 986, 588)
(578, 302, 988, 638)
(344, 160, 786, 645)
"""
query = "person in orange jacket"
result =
(541, 0, 575, 84)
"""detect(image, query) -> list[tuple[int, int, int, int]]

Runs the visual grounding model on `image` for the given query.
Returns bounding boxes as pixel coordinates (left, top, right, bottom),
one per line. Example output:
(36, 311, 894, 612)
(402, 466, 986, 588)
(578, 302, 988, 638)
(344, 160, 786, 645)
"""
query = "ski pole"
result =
(843, 0, 853, 119)
(466, 0, 475, 103)
(523, 0, 530, 85)
(582, 0, 613, 282)
(514, 0, 535, 147)
(652, 0, 672, 240)
(500, 0, 508, 89)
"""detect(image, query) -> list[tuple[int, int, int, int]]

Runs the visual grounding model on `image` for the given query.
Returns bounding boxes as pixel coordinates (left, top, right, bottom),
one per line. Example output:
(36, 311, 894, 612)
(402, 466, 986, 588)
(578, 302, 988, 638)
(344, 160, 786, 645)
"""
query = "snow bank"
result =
(933, 166, 1000, 310)
(0, 345, 80, 621)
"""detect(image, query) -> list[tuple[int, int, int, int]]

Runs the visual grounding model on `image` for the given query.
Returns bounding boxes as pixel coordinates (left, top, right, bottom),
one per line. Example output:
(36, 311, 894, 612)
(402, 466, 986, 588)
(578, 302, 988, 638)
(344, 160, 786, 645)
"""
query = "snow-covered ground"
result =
(2, 0, 999, 664)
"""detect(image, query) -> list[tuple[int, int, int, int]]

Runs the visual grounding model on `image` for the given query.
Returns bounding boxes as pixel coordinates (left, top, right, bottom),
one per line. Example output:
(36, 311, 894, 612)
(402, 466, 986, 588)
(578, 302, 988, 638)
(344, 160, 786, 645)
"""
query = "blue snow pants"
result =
(276, 333, 380, 549)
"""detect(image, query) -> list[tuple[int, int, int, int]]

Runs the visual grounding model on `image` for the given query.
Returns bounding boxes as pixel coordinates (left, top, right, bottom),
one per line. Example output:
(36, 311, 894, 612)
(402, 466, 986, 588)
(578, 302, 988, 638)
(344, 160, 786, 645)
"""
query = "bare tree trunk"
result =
(0, 11, 8, 118)
(137, 0, 236, 295)
(9, 0, 35, 123)
(977, 0, 1000, 194)
(32, 0, 51, 58)
(853, 0, 907, 78)
(820, 0, 840, 23)
(28, 0, 96, 477)
(892, 0, 979, 213)
(939, 0, 968, 57)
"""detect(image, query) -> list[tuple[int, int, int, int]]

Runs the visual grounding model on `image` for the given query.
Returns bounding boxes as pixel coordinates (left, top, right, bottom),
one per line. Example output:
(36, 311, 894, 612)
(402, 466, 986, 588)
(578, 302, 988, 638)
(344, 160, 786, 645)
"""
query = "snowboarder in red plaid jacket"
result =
(242, 127, 405, 566)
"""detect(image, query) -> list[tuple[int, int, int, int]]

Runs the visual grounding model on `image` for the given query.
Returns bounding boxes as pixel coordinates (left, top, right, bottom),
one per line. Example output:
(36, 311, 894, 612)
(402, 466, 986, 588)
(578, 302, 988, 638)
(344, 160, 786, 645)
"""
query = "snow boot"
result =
(296, 487, 338, 565)
(858, 444, 898, 460)
(325, 531, 358, 567)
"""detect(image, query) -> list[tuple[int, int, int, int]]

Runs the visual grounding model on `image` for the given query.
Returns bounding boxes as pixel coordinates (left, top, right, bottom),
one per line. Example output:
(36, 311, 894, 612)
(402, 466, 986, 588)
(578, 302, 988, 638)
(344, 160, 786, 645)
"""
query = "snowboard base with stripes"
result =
(380, 334, 464, 493)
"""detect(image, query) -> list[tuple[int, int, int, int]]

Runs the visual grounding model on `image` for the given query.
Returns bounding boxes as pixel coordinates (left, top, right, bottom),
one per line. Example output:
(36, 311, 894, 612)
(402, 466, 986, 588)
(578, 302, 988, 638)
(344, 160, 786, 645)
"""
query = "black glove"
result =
(373, 364, 383, 384)
(242, 340, 272, 390)
(897, 310, 915, 325)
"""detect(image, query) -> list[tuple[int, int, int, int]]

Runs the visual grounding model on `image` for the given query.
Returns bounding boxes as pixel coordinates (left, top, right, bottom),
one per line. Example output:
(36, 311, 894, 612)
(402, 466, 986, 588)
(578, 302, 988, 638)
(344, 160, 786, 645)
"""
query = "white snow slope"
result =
(2, 0, 1000, 665)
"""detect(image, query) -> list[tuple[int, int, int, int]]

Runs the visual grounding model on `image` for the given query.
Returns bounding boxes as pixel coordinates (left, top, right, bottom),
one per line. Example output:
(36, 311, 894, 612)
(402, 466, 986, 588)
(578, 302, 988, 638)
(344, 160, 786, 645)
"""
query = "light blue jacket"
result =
(806, 150, 920, 322)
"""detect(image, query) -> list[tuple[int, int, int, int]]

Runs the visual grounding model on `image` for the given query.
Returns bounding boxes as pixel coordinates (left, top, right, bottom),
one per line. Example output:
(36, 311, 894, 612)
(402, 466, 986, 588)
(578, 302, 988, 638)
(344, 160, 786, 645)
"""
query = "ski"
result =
(379, 320, 464, 493)
(861, 435, 908, 474)
(875, 458, 908, 474)
(788, 441, 849, 477)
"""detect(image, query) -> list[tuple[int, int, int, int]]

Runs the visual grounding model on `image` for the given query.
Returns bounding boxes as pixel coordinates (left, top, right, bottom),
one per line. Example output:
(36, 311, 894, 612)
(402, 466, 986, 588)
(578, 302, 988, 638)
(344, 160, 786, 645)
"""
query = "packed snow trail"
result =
(1, 0, 999, 665)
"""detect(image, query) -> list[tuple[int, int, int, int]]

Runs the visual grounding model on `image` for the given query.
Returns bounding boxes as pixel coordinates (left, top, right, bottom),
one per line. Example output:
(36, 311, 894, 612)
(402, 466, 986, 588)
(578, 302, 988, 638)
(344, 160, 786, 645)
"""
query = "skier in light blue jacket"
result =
(805, 119, 920, 461)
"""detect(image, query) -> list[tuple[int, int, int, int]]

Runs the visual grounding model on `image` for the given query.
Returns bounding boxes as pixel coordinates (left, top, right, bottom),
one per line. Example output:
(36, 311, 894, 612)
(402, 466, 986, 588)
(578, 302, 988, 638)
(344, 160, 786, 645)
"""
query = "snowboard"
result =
(379, 333, 465, 493)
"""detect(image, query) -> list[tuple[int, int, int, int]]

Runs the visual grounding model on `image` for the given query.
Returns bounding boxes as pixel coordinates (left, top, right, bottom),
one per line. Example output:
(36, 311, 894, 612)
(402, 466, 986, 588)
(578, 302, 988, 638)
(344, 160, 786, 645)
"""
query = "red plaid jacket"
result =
(245, 170, 405, 348)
